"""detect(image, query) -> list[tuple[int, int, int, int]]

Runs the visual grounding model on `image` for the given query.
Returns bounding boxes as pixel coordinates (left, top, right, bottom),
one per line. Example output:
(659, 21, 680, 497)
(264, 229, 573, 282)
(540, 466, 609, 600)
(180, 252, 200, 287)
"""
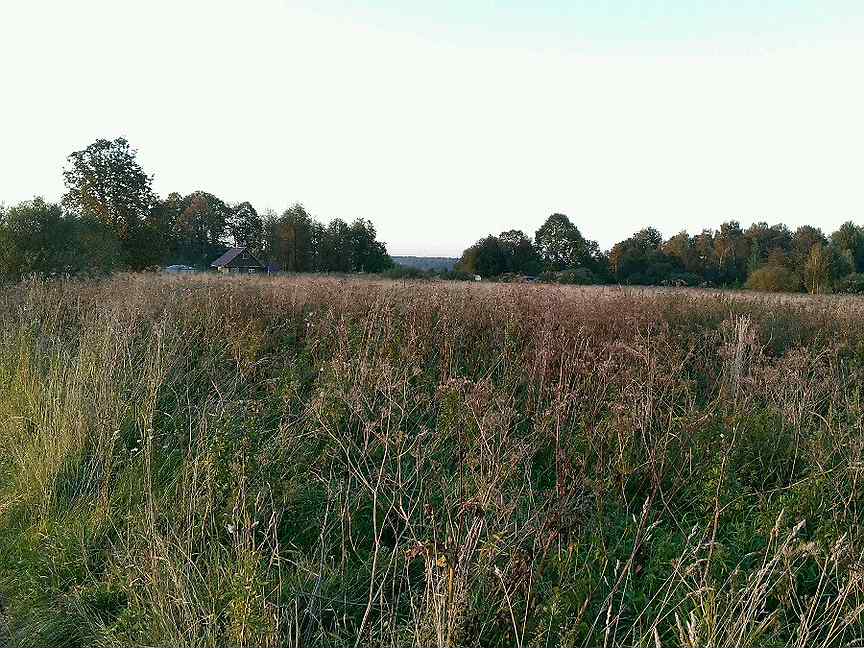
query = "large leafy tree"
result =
(318, 219, 353, 272)
(62, 138, 155, 244)
(499, 229, 543, 275)
(830, 221, 864, 273)
(0, 198, 75, 275)
(72, 217, 126, 273)
(144, 192, 184, 265)
(348, 218, 392, 272)
(743, 222, 792, 276)
(791, 225, 828, 267)
(457, 236, 509, 277)
(713, 221, 749, 285)
(803, 243, 832, 294)
(175, 191, 231, 265)
(692, 229, 717, 265)
(610, 227, 680, 285)
(265, 204, 317, 272)
(229, 201, 264, 251)
(663, 231, 698, 274)
(0, 198, 130, 276)
(534, 213, 599, 272)
(457, 230, 543, 277)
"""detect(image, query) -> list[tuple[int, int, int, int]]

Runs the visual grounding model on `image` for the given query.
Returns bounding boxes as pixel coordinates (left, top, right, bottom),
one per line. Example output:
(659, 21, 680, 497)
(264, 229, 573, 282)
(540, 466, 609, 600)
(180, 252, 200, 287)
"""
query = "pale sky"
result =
(1, 1, 863, 256)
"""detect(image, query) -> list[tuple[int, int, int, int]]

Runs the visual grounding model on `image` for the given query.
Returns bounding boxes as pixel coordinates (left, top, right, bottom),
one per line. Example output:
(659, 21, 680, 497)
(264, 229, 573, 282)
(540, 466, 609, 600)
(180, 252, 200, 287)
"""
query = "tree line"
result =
(457, 214, 864, 293)
(0, 138, 393, 277)
(4, 136, 864, 294)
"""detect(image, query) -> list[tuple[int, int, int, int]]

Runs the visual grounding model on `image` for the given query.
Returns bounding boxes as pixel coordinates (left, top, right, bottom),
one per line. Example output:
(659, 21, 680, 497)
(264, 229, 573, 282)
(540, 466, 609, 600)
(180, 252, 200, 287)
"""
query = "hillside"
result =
(0, 275, 862, 646)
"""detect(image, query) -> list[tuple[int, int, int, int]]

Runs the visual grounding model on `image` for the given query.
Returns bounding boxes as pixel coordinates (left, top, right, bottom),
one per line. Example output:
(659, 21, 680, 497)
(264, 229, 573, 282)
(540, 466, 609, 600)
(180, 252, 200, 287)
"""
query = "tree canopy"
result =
(62, 138, 155, 244)
(534, 213, 601, 272)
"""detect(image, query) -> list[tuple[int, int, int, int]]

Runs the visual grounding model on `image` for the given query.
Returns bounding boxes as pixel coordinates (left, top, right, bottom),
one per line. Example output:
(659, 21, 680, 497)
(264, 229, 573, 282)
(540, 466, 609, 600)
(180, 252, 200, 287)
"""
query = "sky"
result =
(1, 1, 863, 256)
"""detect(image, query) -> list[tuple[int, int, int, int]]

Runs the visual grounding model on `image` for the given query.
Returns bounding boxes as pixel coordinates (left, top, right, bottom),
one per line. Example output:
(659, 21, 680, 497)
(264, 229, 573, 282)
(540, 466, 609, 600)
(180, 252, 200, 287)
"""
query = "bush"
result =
(538, 268, 599, 285)
(661, 272, 702, 287)
(745, 265, 800, 292)
(835, 272, 864, 294)
(496, 272, 539, 283)
(382, 264, 428, 280)
(495, 272, 521, 283)
(438, 269, 475, 281)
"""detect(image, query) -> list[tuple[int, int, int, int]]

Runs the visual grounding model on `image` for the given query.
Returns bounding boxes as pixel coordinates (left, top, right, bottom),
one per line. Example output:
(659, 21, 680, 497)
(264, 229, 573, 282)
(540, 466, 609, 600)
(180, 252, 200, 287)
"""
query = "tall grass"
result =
(0, 274, 862, 647)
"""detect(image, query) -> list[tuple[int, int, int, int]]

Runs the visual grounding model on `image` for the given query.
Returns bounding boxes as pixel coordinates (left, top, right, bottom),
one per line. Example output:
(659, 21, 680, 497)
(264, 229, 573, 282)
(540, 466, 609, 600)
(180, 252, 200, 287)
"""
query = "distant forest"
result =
(456, 215, 864, 294)
(3, 137, 864, 294)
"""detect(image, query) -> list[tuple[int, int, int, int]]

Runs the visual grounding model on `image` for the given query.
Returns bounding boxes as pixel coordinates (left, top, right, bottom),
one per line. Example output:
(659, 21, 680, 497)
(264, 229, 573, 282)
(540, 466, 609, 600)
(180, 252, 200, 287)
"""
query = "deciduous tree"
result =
(534, 213, 599, 272)
(62, 138, 155, 243)
(175, 191, 231, 264)
(229, 201, 264, 251)
(0, 198, 74, 275)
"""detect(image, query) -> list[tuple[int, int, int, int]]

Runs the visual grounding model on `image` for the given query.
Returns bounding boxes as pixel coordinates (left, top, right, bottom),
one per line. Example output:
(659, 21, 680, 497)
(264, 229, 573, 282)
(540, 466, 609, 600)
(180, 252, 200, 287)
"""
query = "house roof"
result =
(210, 247, 264, 268)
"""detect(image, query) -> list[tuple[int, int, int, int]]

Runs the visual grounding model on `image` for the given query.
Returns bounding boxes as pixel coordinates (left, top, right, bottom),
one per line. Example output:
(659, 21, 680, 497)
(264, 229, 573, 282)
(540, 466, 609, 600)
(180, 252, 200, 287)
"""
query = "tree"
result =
(534, 213, 599, 272)
(265, 204, 316, 272)
(609, 227, 681, 285)
(62, 138, 155, 246)
(0, 198, 75, 275)
(175, 191, 231, 265)
(145, 192, 184, 266)
(72, 217, 126, 273)
(348, 218, 392, 272)
(318, 219, 353, 272)
(792, 225, 828, 267)
(744, 222, 792, 270)
(691, 230, 718, 283)
(713, 221, 748, 285)
(457, 231, 544, 278)
(803, 243, 832, 294)
(830, 221, 864, 273)
(663, 231, 698, 273)
(499, 229, 543, 275)
(457, 236, 509, 277)
(229, 201, 264, 251)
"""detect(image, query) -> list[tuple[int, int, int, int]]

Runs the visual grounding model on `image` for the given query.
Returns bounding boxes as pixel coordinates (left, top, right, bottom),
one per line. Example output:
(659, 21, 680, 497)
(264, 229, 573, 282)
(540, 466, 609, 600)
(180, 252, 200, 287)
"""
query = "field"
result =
(1, 274, 863, 647)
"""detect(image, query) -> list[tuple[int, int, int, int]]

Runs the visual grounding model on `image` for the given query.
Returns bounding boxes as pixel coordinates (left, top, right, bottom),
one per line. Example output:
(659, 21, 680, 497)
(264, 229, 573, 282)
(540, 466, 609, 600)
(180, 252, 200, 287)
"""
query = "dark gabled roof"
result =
(210, 247, 264, 268)
(211, 247, 245, 267)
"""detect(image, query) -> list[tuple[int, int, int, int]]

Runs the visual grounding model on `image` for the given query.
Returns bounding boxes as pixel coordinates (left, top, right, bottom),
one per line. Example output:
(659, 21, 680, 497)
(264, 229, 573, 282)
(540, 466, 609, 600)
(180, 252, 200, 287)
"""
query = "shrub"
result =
(661, 271, 702, 287)
(382, 264, 427, 279)
(745, 264, 800, 292)
(437, 269, 474, 281)
(495, 272, 521, 283)
(835, 272, 864, 294)
(555, 268, 598, 284)
(538, 268, 599, 284)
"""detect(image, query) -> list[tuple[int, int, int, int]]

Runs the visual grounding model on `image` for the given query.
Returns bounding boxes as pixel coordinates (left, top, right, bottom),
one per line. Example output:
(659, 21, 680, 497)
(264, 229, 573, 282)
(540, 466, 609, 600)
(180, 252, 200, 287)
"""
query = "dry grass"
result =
(0, 273, 863, 647)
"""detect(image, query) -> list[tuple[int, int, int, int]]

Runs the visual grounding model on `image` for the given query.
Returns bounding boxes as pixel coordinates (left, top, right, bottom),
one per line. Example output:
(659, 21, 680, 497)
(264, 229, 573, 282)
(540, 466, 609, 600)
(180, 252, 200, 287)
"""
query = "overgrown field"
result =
(1, 275, 863, 647)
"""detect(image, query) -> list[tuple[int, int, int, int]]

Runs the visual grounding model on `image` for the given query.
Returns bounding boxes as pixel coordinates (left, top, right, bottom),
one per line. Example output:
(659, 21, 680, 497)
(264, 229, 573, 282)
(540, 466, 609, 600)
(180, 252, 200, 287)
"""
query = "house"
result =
(210, 247, 266, 274)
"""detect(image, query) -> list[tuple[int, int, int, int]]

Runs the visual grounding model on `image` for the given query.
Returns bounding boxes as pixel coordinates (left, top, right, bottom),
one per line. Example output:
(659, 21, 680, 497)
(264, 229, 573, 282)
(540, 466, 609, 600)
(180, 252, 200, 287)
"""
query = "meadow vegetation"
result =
(0, 274, 863, 647)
